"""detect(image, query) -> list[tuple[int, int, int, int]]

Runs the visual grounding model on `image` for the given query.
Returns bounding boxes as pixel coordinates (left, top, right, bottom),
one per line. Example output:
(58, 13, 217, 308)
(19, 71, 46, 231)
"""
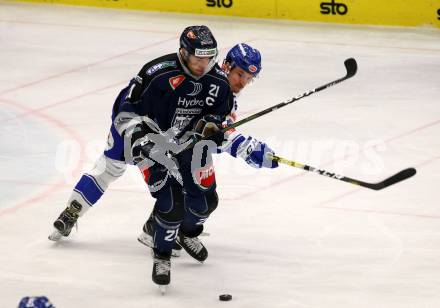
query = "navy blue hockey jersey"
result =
(112, 53, 234, 137)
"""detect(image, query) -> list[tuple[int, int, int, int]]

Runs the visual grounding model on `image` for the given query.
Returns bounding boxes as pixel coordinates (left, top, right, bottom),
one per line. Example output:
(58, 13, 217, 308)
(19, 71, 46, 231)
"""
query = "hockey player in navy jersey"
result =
(133, 42, 278, 288)
(48, 26, 278, 289)
(137, 43, 277, 258)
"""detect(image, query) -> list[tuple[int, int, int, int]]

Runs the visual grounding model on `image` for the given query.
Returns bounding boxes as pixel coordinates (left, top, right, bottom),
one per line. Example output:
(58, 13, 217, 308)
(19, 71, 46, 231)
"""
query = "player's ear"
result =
(221, 61, 231, 74)
(179, 48, 188, 59)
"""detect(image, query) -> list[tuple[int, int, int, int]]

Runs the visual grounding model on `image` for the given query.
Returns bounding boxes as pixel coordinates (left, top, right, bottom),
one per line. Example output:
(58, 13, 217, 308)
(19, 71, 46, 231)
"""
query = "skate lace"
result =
(63, 211, 78, 223)
(184, 237, 203, 253)
(62, 206, 80, 224)
(154, 259, 170, 275)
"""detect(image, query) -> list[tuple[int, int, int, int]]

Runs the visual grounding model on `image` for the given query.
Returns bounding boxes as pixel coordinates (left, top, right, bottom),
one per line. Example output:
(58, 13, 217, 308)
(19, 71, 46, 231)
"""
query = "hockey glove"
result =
(236, 136, 278, 169)
(130, 123, 183, 184)
(193, 114, 226, 146)
(130, 123, 152, 164)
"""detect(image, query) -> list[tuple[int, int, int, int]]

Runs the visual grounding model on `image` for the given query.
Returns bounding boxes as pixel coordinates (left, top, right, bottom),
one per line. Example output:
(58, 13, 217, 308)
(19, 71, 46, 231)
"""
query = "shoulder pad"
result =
(145, 60, 177, 76)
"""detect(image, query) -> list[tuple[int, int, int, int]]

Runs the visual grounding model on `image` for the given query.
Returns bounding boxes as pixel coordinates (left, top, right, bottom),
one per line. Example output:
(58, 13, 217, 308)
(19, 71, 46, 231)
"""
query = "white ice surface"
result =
(0, 2, 440, 307)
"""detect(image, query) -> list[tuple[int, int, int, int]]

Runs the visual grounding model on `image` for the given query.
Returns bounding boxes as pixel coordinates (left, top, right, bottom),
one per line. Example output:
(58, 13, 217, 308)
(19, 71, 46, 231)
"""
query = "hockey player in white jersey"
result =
(48, 29, 277, 288)
(49, 41, 275, 241)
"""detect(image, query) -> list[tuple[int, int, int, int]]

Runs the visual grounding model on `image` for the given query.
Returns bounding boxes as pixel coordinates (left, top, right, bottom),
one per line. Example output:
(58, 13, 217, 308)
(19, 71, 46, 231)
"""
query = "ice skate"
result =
(152, 250, 171, 290)
(48, 200, 82, 241)
(137, 216, 182, 257)
(176, 232, 208, 263)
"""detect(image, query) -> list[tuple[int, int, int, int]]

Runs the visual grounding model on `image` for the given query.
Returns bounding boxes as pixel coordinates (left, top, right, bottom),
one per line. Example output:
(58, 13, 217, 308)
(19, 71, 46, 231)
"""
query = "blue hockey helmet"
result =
(18, 296, 54, 308)
(225, 43, 262, 77)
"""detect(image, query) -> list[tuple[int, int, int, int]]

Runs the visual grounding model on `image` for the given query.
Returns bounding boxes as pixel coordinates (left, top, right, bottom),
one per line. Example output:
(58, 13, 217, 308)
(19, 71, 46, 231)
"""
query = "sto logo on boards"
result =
(437, 8, 440, 20)
(206, 0, 233, 8)
(320, 0, 348, 15)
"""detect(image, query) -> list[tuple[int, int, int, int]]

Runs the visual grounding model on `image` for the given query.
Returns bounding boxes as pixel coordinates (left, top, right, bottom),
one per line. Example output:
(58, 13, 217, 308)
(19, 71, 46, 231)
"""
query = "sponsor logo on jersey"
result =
(178, 97, 205, 108)
(175, 108, 202, 115)
(146, 61, 177, 75)
(169, 75, 186, 90)
(320, 0, 348, 15)
(194, 164, 216, 190)
(188, 81, 203, 96)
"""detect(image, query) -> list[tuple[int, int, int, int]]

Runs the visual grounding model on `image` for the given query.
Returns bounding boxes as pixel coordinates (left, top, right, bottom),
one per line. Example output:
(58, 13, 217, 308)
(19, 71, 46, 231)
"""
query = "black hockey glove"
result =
(130, 123, 152, 164)
(193, 114, 226, 147)
(130, 123, 183, 184)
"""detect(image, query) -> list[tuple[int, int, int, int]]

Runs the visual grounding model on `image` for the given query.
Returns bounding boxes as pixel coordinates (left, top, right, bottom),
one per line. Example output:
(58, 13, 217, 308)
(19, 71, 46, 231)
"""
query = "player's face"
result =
(227, 66, 254, 94)
(186, 54, 212, 77)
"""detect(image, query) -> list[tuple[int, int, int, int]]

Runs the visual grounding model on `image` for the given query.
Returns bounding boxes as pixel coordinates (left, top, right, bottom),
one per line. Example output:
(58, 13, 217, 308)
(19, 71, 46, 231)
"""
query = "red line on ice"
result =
(0, 99, 85, 217)
(0, 37, 177, 96)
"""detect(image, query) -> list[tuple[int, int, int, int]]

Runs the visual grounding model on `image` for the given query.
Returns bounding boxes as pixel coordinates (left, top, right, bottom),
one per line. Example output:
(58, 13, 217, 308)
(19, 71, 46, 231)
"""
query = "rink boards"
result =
(13, 0, 440, 28)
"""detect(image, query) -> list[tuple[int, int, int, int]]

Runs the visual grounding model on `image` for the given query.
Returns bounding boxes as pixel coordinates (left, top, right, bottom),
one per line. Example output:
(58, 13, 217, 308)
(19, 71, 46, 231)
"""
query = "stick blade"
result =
(344, 58, 358, 78)
(369, 167, 416, 190)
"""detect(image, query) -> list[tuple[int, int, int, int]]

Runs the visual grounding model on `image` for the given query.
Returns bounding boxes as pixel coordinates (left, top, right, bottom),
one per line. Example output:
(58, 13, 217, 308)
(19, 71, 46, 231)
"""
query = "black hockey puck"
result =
(219, 294, 232, 301)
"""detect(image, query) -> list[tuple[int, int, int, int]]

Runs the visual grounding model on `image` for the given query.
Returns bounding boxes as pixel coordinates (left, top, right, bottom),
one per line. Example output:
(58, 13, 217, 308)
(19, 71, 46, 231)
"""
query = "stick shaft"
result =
(181, 58, 358, 152)
(221, 58, 357, 133)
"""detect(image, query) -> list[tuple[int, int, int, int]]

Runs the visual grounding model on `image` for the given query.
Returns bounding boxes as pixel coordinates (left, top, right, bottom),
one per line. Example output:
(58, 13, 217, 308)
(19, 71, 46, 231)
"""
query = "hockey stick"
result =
(179, 58, 357, 152)
(219, 58, 357, 133)
(268, 154, 416, 190)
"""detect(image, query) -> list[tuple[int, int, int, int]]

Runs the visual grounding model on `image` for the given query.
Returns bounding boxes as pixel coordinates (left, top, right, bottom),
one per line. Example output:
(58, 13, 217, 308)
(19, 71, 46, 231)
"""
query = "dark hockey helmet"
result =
(180, 25, 218, 58)
(179, 25, 218, 76)
(225, 43, 262, 77)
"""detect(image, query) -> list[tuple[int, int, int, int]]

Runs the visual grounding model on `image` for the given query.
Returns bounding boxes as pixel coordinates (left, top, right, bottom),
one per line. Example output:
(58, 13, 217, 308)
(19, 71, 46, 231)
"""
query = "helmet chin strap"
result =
(178, 49, 216, 80)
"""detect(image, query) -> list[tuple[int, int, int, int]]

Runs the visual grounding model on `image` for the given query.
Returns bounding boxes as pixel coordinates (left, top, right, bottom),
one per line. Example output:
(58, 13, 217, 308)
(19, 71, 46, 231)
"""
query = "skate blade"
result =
(48, 230, 63, 241)
(171, 249, 181, 257)
(139, 233, 181, 258)
(137, 233, 153, 248)
(159, 285, 167, 295)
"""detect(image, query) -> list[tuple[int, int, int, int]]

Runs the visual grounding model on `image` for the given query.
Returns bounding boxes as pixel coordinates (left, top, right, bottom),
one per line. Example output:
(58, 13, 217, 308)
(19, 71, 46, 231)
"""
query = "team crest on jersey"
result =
(171, 108, 202, 131)
(169, 75, 186, 90)
(188, 81, 203, 96)
(146, 61, 177, 75)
